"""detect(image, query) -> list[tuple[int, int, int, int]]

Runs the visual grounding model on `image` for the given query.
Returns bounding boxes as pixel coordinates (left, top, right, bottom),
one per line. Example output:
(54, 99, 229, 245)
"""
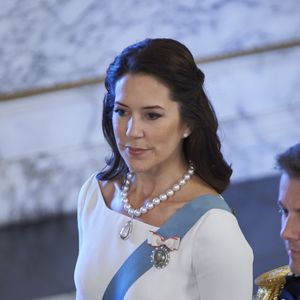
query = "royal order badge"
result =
(147, 231, 180, 269)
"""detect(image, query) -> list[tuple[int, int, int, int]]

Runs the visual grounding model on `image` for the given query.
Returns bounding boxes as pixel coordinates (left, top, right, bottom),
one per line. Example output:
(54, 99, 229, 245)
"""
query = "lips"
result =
(125, 146, 149, 156)
(290, 249, 300, 256)
(287, 246, 300, 259)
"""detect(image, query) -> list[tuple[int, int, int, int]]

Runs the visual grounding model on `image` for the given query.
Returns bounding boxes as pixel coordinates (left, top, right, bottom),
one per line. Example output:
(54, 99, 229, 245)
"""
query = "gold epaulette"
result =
(255, 265, 291, 300)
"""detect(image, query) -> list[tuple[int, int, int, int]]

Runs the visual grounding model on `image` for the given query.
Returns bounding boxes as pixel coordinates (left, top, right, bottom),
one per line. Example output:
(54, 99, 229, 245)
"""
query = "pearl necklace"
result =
(119, 163, 194, 240)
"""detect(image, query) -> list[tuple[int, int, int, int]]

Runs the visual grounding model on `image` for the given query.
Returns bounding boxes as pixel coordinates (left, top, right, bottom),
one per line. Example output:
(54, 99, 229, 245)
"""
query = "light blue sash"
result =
(103, 194, 231, 300)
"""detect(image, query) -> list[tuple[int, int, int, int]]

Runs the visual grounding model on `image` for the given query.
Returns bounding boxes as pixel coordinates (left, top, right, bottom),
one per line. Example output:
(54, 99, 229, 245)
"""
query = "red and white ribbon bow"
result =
(147, 231, 180, 251)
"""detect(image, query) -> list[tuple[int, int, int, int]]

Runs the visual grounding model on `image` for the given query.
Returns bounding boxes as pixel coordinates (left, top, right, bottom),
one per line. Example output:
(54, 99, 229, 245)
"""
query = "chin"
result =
(290, 261, 300, 275)
(124, 160, 150, 174)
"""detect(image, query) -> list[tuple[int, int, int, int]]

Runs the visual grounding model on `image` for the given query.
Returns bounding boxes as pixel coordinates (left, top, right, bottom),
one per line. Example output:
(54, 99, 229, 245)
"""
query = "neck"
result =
(129, 159, 189, 203)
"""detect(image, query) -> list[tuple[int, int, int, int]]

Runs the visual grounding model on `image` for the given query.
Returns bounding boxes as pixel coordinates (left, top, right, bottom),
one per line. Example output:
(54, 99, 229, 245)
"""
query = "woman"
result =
(74, 38, 253, 299)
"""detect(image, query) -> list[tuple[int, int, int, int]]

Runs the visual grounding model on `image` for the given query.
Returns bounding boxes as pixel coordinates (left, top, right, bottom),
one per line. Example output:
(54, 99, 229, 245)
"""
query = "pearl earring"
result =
(183, 132, 189, 138)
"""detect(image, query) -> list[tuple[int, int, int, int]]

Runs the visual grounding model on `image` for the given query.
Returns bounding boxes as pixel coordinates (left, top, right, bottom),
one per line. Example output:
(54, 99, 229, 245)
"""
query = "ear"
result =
(182, 126, 192, 138)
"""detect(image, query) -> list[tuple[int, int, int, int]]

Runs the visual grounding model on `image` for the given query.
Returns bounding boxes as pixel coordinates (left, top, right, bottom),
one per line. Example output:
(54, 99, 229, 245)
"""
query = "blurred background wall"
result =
(0, 0, 300, 299)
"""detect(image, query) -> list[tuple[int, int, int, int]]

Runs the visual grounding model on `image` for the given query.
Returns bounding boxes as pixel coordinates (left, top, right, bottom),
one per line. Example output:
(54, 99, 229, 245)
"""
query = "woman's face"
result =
(112, 73, 189, 174)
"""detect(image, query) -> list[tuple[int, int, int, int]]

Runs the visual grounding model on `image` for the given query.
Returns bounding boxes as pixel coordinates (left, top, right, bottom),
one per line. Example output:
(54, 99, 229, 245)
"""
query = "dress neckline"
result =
(93, 175, 160, 229)
(93, 174, 223, 229)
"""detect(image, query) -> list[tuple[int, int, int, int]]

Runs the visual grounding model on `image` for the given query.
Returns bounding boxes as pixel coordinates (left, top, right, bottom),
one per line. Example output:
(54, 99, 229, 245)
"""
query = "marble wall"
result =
(203, 46, 300, 179)
(0, 0, 300, 226)
(2, 0, 300, 95)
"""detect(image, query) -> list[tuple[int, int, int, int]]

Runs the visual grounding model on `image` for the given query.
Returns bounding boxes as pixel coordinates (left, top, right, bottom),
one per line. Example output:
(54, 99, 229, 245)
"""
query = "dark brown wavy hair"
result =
(98, 38, 232, 193)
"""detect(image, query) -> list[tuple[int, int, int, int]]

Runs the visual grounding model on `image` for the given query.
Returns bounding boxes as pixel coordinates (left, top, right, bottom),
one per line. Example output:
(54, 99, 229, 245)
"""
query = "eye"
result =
(113, 108, 127, 117)
(278, 207, 288, 217)
(145, 112, 162, 120)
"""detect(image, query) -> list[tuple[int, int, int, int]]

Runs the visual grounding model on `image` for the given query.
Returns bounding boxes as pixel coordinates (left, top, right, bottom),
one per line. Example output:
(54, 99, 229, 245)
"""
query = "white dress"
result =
(74, 174, 253, 300)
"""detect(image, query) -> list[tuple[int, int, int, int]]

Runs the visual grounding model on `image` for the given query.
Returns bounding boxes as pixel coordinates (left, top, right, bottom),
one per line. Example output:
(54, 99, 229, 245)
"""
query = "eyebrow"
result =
(114, 101, 164, 110)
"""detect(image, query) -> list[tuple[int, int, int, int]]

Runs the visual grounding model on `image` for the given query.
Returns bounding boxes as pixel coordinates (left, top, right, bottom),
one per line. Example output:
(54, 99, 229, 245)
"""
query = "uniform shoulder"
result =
(255, 265, 291, 286)
(255, 265, 291, 300)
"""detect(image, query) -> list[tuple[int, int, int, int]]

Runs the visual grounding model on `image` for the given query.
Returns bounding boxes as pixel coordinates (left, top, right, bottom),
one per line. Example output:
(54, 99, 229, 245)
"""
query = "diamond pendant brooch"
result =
(119, 218, 133, 240)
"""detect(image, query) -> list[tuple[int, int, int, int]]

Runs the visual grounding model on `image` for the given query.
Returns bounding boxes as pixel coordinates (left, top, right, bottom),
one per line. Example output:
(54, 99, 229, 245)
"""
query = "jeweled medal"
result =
(150, 245, 171, 269)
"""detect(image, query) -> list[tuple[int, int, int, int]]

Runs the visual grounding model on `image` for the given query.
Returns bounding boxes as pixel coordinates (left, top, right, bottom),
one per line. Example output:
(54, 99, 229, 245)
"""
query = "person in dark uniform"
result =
(256, 143, 300, 300)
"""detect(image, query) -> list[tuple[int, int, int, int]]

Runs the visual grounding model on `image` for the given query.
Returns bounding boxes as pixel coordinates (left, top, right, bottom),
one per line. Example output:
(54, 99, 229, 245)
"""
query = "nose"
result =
(280, 215, 299, 241)
(126, 117, 144, 138)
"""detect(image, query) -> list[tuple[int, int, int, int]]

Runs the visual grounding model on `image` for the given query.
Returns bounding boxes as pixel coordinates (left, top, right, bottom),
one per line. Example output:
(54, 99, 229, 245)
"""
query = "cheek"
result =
(112, 117, 117, 133)
(150, 127, 183, 149)
(112, 117, 124, 139)
(151, 127, 176, 143)
(280, 217, 285, 234)
(155, 119, 183, 140)
(280, 214, 288, 228)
